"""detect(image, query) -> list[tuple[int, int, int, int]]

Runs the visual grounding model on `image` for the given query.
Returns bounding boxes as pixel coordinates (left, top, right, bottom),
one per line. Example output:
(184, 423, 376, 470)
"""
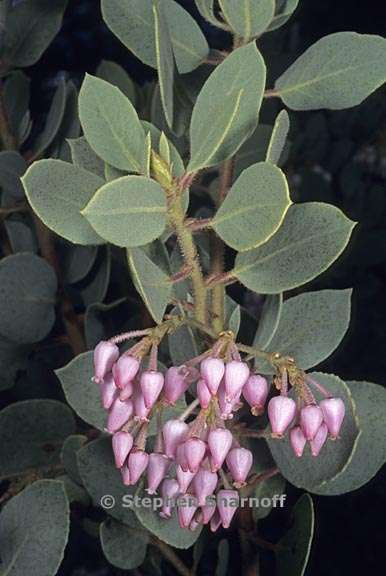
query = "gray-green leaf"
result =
(276, 494, 314, 576)
(82, 175, 167, 247)
(68, 136, 105, 179)
(253, 293, 283, 350)
(127, 246, 172, 323)
(96, 60, 136, 104)
(101, 0, 208, 74)
(0, 399, 75, 479)
(234, 203, 356, 293)
(79, 74, 146, 173)
(267, 0, 299, 32)
(22, 159, 105, 245)
(187, 43, 266, 172)
(219, 0, 275, 39)
(56, 351, 105, 431)
(266, 110, 290, 165)
(212, 161, 291, 251)
(0, 480, 70, 576)
(275, 32, 386, 111)
(0, 253, 57, 344)
(100, 518, 149, 570)
(153, 0, 175, 130)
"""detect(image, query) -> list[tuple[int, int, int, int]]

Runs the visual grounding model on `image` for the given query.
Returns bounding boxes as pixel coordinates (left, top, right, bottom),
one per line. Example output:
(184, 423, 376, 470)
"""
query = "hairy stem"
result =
(151, 537, 192, 576)
(211, 158, 235, 333)
(168, 189, 207, 324)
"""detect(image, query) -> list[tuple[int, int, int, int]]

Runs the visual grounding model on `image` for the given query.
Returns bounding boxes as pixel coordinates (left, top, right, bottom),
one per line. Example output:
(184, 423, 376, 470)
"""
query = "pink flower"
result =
(112, 355, 140, 389)
(268, 395, 296, 437)
(224, 360, 250, 401)
(193, 469, 218, 506)
(207, 428, 233, 471)
(226, 447, 253, 488)
(200, 357, 225, 395)
(164, 366, 191, 405)
(93, 341, 119, 383)
(106, 397, 134, 433)
(127, 449, 149, 484)
(162, 420, 189, 458)
(243, 374, 268, 415)
(140, 370, 164, 409)
(112, 431, 133, 468)
(300, 404, 324, 440)
(310, 422, 329, 456)
(184, 438, 207, 473)
(320, 398, 345, 439)
(289, 426, 307, 458)
(217, 489, 239, 528)
(177, 494, 197, 528)
(146, 453, 170, 494)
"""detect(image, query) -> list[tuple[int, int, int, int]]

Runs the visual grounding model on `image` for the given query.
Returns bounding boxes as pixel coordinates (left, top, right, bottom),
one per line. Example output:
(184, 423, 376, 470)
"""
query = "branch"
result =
(151, 537, 192, 576)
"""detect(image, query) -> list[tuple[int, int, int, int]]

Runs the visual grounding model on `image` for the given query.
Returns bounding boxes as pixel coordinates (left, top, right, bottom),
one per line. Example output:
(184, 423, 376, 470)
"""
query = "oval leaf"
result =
(101, 0, 208, 74)
(219, 0, 275, 39)
(253, 293, 283, 350)
(0, 399, 76, 480)
(187, 43, 266, 172)
(0, 253, 57, 344)
(313, 380, 386, 495)
(267, 0, 299, 32)
(213, 162, 291, 251)
(0, 480, 70, 576)
(100, 518, 149, 570)
(79, 74, 146, 173)
(275, 32, 386, 110)
(22, 159, 105, 245)
(96, 60, 136, 104)
(261, 289, 352, 372)
(153, 0, 175, 130)
(266, 110, 290, 165)
(234, 203, 356, 293)
(56, 351, 105, 431)
(69, 136, 105, 179)
(82, 175, 167, 247)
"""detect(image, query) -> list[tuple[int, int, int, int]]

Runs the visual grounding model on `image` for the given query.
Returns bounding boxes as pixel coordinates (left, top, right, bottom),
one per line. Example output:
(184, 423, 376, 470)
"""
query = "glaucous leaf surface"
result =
(266, 110, 290, 165)
(267, 373, 359, 491)
(79, 74, 146, 173)
(187, 43, 266, 172)
(195, 0, 228, 29)
(261, 289, 352, 372)
(80, 247, 111, 308)
(313, 381, 386, 495)
(62, 245, 99, 285)
(127, 246, 172, 323)
(96, 59, 136, 104)
(0, 253, 57, 344)
(234, 124, 274, 178)
(275, 32, 386, 110)
(253, 293, 283, 350)
(82, 176, 167, 247)
(212, 162, 291, 251)
(276, 494, 314, 576)
(100, 518, 149, 570)
(267, 0, 299, 31)
(218, 0, 275, 39)
(68, 136, 105, 179)
(61, 434, 88, 486)
(153, 0, 175, 130)
(23, 160, 104, 244)
(101, 0, 208, 74)
(2, 0, 68, 68)
(0, 480, 70, 576)
(57, 351, 105, 431)
(0, 399, 75, 479)
(32, 76, 67, 157)
(78, 437, 139, 526)
(0, 150, 26, 198)
(234, 203, 355, 293)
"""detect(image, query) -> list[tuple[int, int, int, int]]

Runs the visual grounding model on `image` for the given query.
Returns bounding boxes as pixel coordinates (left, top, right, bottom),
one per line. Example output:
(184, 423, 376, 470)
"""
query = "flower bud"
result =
(197, 502, 216, 525)
(106, 397, 134, 433)
(119, 381, 134, 401)
(176, 465, 196, 493)
(197, 378, 211, 409)
(177, 494, 197, 528)
(218, 383, 237, 419)
(243, 374, 269, 415)
(121, 464, 131, 486)
(210, 510, 222, 532)
(320, 398, 345, 439)
(100, 373, 118, 410)
(146, 453, 170, 494)
(93, 341, 119, 383)
(162, 420, 189, 458)
(164, 366, 191, 405)
(217, 489, 239, 528)
(127, 449, 149, 484)
(224, 360, 250, 401)
(300, 404, 324, 440)
(184, 438, 207, 473)
(112, 431, 133, 468)
(140, 370, 164, 409)
(289, 426, 307, 458)
(207, 428, 233, 471)
(176, 443, 189, 472)
(159, 479, 180, 518)
(112, 355, 140, 389)
(190, 518, 200, 531)
(193, 469, 218, 506)
(226, 447, 253, 488)
(200, 357, 225, 395)
(133, 391, 151, 421)
(310, 422, 329, 456)
(268, 396, 296, 437)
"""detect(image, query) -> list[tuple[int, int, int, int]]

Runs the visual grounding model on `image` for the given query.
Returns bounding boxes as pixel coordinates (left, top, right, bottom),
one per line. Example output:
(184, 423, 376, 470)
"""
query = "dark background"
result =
(24, 1, 386, 574)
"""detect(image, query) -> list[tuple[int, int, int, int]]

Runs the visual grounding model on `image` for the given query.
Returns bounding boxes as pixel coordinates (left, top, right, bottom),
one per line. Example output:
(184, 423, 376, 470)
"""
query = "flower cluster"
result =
(92, 332, 345, 531)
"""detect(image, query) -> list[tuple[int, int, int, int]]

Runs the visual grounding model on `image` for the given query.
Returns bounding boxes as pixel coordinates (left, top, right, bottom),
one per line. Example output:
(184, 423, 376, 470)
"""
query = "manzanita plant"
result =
(0, 1, 386, 575)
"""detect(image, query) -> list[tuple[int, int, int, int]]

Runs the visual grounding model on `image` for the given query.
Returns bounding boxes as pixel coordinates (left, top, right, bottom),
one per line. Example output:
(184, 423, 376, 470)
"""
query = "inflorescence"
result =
(92, 328, 345, 531)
